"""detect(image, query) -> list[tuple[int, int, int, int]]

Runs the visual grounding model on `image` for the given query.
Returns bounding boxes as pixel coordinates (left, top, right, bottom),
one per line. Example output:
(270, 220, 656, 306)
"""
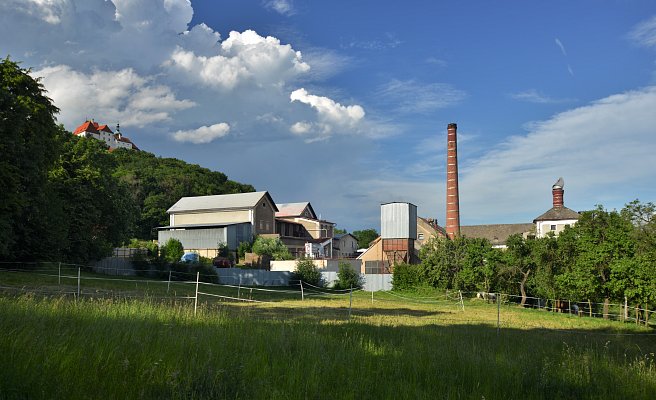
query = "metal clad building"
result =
(381, 202, 417, 239)
(157, 222, 252, 250)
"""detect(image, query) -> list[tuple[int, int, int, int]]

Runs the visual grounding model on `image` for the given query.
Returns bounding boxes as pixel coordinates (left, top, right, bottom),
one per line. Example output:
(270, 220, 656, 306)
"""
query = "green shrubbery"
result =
(294, 259, 322, 286)
(392, 263, 424, 291)
(334, 261, 363, 289)
(252, 236, 292, 260)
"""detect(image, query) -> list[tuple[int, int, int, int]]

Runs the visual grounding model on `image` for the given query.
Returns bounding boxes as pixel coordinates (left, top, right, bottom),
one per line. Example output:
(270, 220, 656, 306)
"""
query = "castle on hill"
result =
(72, 120, 139, 151)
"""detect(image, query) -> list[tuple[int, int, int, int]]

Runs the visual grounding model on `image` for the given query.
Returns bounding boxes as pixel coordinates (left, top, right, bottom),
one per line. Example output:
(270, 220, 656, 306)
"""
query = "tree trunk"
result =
(645, 304, 649, 326)
(519, 270, 531, 306)
(588, 299, 592, 317)
(603, 297, 610, 320)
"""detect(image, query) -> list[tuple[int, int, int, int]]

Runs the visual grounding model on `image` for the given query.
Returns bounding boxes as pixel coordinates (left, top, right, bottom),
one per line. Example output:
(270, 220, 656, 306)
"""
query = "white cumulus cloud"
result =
(173, 123, 231, 144)
(290, 88, 364, 126)
(33, 65, 194, 128)
(166, 30, 310, 90)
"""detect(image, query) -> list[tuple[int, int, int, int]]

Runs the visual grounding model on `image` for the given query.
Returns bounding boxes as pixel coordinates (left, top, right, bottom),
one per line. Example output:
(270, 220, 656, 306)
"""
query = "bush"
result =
(334, 261, 363, 289)
(294, 259, 322, 286)
(252, 236, 292, 260)
(127, 238, 158, 256)
(160, 238, 184, 263)
(237, 241, 252, 261)
(392, 263, 424, 291)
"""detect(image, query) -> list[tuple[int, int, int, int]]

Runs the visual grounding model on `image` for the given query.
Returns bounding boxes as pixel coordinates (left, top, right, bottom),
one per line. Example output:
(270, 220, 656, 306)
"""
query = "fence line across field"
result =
(1, 265, 654, 330)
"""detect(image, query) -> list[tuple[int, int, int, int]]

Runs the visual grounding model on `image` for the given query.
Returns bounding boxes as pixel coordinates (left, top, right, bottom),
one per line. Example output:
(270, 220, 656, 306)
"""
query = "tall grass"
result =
(0, 292, 654, 399)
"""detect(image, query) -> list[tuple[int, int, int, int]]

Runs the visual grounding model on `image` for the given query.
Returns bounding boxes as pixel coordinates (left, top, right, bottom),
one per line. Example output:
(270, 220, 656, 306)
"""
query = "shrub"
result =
(334, 261, 363, 289)
(252, 236, 292, 260)
(294, 259, 322, 286)
(237, 240, 252, 261)
(160, 238, 184, 263)
(392, 263, 423, 291)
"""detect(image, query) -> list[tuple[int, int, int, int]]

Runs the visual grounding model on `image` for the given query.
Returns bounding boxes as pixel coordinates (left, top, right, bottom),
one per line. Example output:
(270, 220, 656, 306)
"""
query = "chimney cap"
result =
(447, 123, 457, 129)
(552, 177, 564, 189)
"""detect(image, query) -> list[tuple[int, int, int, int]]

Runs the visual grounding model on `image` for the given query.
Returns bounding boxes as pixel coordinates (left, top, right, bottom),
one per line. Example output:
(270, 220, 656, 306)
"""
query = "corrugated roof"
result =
(533, 207, 580, 222)
(461, 223, 535, 245)
(275, 202, 316, 218)
(167, 191, 276, 213)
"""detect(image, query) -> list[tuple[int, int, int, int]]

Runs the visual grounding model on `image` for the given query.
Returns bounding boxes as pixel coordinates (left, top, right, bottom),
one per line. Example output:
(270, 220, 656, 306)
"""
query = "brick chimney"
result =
(552, 177, 564, 209)
(446, 123, 461, 239)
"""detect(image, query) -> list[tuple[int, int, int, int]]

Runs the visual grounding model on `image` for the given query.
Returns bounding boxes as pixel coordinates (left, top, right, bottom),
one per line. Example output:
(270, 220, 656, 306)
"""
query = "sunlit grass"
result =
(0, 267, 654, 399)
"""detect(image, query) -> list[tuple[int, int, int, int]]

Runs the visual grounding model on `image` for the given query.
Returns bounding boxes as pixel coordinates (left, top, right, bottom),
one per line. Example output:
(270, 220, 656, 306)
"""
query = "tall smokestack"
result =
(552, 177, 564, 209)
(446, 123, 461, 239)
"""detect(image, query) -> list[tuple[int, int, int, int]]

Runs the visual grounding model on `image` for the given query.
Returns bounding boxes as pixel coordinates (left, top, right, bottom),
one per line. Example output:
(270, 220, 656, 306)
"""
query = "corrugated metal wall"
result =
(159, 227, 228, 250)
(158, 223, 252, 250)
(381, 202, 417, 239)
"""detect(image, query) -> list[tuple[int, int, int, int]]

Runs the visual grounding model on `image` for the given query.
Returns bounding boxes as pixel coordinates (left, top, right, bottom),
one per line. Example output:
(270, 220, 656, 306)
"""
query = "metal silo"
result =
(380, 202, 417, 265)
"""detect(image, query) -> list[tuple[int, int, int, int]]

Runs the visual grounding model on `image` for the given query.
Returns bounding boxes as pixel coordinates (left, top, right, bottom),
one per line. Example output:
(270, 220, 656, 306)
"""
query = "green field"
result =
(0, 266, 654, 399)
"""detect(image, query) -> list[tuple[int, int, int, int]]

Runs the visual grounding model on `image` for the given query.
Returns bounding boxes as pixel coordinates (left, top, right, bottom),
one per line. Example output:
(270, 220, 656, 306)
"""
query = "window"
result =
(550, 225, 556, 231)
(262, 202, 266, 208)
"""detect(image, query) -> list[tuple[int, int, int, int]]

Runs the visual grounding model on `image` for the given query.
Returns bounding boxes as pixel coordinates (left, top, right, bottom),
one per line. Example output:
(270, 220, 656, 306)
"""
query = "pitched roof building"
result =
(72, 120, 139, 150)
(533, 178, 580, 237)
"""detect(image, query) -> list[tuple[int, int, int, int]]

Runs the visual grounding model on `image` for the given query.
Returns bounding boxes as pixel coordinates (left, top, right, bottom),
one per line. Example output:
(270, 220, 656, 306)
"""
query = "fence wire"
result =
(0, 265, 654, 335)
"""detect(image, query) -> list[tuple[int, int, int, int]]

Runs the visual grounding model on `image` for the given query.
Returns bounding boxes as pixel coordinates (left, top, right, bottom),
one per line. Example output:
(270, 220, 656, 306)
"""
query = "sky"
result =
(2, 0, 656, 232)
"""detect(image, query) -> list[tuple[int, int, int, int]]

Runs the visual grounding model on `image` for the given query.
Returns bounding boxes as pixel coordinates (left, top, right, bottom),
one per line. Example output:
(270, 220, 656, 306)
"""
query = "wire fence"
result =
(0, 262, 654, 335)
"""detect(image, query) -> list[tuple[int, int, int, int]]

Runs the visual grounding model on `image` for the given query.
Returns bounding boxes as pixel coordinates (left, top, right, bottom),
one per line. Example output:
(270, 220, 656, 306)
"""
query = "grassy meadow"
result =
(0, 266, 655, 399)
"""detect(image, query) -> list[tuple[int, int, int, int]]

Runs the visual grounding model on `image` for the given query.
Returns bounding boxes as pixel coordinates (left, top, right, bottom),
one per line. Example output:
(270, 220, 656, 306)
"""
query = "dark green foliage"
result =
(0, 58, 61, 260)
(294, 259, 321, 286)
(252, 236, 292, 260)
(392, 263, 423, 290)
(352, 229, 378, 249)
(111, 149, 255, 239)
(0, 59, 136, 262)
(160, 238, 184, 263)
(48, 133, 137, 263)
(334, 261, 362, 289)
(333, 227, 347, 235)
(237, 241, 252, 261)
(419, 236, 497, 292)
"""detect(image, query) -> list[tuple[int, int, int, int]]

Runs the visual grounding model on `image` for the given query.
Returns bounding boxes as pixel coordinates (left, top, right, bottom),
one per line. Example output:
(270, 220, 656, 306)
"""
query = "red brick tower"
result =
(552, 177, 564, 208)
(446, 123, 461, 239)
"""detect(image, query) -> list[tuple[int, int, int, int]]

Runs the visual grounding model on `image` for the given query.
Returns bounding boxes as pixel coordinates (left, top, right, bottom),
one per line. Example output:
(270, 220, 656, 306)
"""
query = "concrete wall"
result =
(270, 259, 360, 272)
(362, 274, 393, 291)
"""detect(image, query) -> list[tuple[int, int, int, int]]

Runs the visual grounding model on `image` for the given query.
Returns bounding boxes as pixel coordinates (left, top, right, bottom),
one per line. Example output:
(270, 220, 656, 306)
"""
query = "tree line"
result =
(0, 58, 253, 263)
(394, 202, 656, 321)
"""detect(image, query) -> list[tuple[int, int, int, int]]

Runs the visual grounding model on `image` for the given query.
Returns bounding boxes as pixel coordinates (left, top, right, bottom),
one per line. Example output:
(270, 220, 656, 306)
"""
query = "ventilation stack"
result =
(446, 123, 461, 239)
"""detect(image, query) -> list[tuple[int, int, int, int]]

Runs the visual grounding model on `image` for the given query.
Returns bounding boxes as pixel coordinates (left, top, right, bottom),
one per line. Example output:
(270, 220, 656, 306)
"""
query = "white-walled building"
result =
(73, 120, 139, 150)
(533, 178, 580, 237)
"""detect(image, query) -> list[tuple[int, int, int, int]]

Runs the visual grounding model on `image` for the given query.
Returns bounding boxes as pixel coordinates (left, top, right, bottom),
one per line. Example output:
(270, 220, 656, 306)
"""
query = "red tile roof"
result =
(73, 120, 98, 135)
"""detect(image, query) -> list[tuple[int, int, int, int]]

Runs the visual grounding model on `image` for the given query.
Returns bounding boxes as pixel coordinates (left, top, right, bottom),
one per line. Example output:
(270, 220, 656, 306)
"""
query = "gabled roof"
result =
(167, 191, 277, 214)
(461, 223, 535, 246)
(275, 202, 317, 219)
(97, 124, 113, 133)
(533, 207, 580, 223)
(334, 233, 357, 241)
(73, 120, 98, 135)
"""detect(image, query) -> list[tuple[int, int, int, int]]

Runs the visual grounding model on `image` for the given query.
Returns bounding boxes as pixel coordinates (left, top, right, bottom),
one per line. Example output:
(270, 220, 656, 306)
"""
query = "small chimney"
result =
(552, 177, 564, 209)
(446, 123, 461, 239)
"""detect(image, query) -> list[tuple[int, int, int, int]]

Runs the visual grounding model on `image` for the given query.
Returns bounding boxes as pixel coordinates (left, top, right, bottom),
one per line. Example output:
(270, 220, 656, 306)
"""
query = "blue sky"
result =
(2, 0, 656, 232)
